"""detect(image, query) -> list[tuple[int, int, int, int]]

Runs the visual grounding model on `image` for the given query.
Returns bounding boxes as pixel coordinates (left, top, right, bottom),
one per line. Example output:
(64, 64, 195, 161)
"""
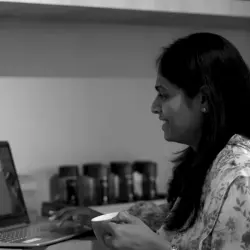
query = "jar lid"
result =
(133, 161, 157, 176)
(83, 163, 109, 178)
(58, 165, 79, 177)
(110, 161, 133, 175)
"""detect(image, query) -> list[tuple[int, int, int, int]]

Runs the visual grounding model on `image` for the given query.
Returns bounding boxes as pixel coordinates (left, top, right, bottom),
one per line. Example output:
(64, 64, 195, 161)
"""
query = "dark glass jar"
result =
(58, 165, 79, 205)
(111, 161, 134, 202)
(83, 163, 109, 205)
(77, 174, 96, 206)
(133, 161, 157, 200)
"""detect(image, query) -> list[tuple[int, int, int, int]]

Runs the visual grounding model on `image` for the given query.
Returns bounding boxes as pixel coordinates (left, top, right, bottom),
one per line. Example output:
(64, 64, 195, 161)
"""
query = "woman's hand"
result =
(49, 206, 101, 227)
(102, 211, 170, 250)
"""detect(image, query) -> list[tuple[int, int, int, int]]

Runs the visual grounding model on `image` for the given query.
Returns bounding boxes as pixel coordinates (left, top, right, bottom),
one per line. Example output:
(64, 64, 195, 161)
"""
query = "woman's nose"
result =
(151, 98, 161, 114)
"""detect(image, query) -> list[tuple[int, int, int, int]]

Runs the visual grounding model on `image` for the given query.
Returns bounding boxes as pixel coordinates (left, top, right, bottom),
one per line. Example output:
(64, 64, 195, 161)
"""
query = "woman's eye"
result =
(158, 93, 168, 100)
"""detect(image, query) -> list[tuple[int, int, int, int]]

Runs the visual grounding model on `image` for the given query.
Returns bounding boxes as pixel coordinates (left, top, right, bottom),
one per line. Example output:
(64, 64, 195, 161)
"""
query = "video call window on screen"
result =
(0, 148, 24, 218)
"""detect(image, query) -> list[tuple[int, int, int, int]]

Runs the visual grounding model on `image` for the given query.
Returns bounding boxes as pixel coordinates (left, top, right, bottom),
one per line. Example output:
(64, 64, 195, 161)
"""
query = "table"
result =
(0, 199, 165, 250)
(0, 236, 107, 250)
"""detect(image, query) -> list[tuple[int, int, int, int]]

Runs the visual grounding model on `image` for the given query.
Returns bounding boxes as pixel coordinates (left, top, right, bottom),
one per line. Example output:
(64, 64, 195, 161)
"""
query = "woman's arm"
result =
(126, 200, 169, 232)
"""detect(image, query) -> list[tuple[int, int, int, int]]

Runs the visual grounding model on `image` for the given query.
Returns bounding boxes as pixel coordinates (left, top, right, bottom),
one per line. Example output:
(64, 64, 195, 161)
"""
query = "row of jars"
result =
(55, 161, 158, 206)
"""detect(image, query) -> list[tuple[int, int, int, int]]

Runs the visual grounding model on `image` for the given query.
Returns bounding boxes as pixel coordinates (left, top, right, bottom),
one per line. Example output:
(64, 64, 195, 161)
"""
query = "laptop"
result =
(0, 141, 101, 248)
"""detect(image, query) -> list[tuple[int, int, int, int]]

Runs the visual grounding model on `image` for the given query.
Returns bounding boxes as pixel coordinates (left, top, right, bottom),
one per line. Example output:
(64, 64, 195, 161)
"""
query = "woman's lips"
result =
(161, 121, 168, 130)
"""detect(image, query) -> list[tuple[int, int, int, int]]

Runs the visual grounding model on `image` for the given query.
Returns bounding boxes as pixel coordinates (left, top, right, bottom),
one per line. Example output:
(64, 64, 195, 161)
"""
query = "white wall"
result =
(0, 19, 249, 213)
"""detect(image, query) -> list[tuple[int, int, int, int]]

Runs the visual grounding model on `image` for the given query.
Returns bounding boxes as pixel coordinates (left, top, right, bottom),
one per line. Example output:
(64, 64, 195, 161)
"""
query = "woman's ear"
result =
(199, 86, 209, 113)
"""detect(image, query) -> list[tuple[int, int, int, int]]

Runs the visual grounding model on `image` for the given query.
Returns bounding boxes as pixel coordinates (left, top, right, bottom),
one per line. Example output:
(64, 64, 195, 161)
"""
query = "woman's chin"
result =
(163, 132, 173, 142)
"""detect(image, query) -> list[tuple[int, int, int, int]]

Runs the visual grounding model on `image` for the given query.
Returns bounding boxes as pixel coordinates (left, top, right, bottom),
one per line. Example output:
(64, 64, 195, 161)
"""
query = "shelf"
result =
(0, 1, 249, 28)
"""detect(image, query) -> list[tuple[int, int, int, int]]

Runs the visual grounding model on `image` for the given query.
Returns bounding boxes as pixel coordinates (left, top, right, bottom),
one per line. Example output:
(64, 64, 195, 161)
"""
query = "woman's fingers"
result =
(111, 211, 137, 224)
(103, 233, 117, 249)
(49, 207, 76, 221)
(56, 211, 78, 227)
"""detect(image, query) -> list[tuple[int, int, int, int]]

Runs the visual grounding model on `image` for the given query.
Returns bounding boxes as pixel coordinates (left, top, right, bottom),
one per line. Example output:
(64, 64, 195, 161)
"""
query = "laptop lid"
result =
(0, 141, 29, 229)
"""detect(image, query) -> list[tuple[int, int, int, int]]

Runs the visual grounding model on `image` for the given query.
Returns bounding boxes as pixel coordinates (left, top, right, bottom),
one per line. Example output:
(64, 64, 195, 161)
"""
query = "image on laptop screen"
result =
(0, 143, 28, 226)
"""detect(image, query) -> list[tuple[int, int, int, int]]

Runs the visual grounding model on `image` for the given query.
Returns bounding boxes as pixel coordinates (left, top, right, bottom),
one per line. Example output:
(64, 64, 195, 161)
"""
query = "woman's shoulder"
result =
(204, 134, 250, 211)
(197, 135, 250, 246)
(209, 134, 250, 185)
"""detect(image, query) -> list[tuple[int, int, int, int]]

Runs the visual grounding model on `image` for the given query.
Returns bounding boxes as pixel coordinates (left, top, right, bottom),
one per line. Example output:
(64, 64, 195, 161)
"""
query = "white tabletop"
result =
(0, 237, 105, 250)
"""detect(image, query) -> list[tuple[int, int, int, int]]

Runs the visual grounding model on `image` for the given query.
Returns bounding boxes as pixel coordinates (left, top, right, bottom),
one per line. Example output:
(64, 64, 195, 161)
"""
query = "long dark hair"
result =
(156, 32, 250, 232)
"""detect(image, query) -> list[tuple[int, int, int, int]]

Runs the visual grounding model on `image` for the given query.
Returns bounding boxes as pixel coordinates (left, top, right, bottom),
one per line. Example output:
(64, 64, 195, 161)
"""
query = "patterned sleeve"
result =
(126, 201, 167, 232)
(207, 176, 250, 250)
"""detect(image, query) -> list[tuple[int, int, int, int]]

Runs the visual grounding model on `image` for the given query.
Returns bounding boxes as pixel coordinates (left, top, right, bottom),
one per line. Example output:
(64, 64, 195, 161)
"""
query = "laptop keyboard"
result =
(0, 225, 38, 242)
(0, 222, 85, 243)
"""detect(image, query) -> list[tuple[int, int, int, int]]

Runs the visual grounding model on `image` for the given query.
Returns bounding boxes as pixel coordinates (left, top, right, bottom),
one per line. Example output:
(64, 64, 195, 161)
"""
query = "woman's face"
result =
(151, 75, 204, 148)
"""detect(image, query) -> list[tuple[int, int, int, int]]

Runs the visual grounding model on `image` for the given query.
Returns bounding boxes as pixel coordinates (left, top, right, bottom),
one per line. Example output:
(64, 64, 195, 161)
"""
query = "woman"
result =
(52, 32, 250, 250)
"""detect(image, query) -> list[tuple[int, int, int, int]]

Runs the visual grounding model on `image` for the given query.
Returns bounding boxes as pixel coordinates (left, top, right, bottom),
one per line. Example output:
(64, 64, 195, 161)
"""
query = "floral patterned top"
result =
(157, 134, 250, 250)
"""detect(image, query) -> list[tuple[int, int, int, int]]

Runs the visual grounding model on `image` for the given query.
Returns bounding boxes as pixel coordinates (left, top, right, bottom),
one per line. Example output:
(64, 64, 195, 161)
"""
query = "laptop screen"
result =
(0, 142, 29, 228)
